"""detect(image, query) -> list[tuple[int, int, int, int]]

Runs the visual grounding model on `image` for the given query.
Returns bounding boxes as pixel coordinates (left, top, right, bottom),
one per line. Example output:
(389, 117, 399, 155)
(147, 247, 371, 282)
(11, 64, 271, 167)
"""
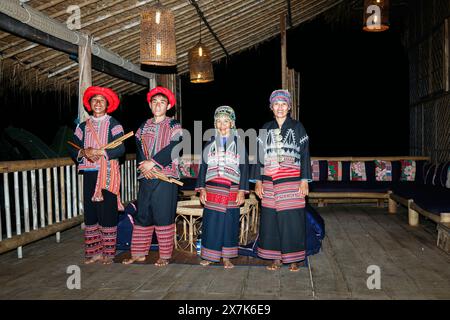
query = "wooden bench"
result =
(437, 222, 450, 254)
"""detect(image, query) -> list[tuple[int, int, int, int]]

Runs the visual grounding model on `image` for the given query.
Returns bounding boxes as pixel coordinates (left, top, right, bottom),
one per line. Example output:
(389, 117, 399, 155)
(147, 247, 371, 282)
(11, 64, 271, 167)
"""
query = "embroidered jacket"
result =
(255, 116, 312, 181)
(196, 133, 249, 192)
(135, 117, 183, 179)
(69, 115, 125, 170)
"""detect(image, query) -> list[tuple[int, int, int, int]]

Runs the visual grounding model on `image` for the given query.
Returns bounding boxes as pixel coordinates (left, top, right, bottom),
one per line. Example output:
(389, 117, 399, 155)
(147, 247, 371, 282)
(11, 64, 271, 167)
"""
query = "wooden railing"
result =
(0, 154, 138, 258)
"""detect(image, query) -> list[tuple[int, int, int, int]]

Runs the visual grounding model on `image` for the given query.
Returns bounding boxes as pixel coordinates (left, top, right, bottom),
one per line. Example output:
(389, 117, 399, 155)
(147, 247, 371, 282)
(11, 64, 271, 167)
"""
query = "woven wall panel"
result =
(435, 0, 450, 25)
(409, 105, 418, 156)
(409, 47, 419, 104)
(410, 104, 424, 157)
(431, 25, 445, 93)
(417, 41, 430, 98)
(422, 101, 435, 159)
(435, 94, 450, 162)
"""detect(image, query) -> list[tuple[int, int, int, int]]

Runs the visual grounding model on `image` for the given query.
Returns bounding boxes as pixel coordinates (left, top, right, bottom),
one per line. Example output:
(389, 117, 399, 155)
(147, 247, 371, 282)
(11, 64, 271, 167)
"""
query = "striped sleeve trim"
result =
(111, 124, 124, 137)
(75, 126, 83, 141)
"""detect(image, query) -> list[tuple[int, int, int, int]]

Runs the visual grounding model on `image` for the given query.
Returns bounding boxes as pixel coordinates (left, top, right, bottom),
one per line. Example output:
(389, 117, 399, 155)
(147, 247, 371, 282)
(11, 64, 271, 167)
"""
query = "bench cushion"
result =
(310, 181, 391, 193)
(391, 182, 450, 214)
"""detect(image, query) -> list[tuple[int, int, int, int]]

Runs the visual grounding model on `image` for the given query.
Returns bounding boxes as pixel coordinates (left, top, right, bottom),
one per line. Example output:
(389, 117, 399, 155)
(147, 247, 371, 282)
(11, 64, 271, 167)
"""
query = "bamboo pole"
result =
(46, 168, 53, 225)
(281, 13, 288, 89)
(30, 170, 38, 230)
(72, 165, 77, 217)
(13, 172, 22, 258)
(126, 160, 131, 203)
(3, 173, 12, 239)
(59, 166, 66, 221)
(22, 171, 30, 233)
(66, 166, 72, 219)
(38, 169, 45, 227)
(78, 32, 92, 123)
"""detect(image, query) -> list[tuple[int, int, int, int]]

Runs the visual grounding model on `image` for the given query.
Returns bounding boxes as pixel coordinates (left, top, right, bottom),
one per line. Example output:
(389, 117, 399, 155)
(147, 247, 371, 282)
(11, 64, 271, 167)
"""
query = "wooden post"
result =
(281, 14, 288, 89)
(408, 200, 419, 226)
(78, 32, 92, 123)
(388, 191, 397, 214)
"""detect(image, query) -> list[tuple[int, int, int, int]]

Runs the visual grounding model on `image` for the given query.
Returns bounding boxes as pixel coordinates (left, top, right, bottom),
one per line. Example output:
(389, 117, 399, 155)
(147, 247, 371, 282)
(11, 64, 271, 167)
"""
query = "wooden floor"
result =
(0, 205, 449, 300)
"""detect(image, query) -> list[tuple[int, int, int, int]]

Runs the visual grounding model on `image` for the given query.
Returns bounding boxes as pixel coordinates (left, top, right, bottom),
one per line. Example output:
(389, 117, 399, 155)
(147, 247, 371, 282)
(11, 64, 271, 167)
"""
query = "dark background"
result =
(0, 15, 410, 159)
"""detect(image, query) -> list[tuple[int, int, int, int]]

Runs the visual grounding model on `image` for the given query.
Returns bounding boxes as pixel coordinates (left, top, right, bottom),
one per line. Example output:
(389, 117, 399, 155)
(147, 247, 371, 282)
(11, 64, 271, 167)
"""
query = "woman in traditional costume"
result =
(195, 106, 249, 269)
(254, 90, 312, 272)
(122, 86, 183, 267)
(69, 86, 125, 265)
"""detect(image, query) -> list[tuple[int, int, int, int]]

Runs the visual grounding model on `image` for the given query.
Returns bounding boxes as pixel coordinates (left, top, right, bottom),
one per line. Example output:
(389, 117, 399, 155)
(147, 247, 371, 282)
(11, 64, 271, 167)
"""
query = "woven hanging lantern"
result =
(140, 2, 177, 66)
(189, 41, 214, 83)
(363, 0, 390, 32)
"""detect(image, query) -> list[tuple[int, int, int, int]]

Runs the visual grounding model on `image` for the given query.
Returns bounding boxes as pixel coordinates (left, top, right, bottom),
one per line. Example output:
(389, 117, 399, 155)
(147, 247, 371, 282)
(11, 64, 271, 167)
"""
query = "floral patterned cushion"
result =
(375, 160, 392, 181)
(350, 161, 367, 181)
(311, 160, 320, 181)
(327, 161, 342, 181)
(400, 160, 416, 181)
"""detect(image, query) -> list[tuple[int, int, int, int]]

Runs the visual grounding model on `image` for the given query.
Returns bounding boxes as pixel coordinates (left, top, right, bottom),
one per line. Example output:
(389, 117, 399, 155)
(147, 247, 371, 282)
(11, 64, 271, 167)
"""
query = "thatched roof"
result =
(0, 0, 344, 95)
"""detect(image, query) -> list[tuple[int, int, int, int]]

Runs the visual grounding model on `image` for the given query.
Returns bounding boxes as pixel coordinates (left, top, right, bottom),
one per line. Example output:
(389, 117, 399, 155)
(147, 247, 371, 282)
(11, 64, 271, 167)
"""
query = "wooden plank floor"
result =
(0, 205, 449, 300)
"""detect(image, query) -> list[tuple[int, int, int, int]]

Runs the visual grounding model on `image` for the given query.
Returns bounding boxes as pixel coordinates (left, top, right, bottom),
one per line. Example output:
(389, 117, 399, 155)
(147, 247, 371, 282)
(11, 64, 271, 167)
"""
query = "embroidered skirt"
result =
(200, 178, 240, 262)
(257, 168, 306, 263)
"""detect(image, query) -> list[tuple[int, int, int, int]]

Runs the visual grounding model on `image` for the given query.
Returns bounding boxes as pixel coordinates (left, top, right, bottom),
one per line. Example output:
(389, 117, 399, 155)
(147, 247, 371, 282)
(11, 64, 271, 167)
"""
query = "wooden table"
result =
(175, 199, 258, 253)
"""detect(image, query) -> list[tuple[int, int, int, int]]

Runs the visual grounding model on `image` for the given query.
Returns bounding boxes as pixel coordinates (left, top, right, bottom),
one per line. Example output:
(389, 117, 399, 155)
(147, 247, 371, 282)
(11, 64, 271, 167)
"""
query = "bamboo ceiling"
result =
(0, 0, 344, 95)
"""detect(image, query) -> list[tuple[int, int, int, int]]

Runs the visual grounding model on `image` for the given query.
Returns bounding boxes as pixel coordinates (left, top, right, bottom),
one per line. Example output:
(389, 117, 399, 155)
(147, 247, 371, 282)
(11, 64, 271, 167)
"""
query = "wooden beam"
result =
(0, 0, 152, 80)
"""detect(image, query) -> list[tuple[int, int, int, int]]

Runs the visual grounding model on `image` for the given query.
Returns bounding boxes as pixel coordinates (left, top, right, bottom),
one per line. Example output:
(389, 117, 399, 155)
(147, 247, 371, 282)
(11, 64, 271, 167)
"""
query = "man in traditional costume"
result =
(69, 86, 125, 265)
(254, 89, 312, 272)
(195, 106, 249, 269)
(122, 86, 183, 267)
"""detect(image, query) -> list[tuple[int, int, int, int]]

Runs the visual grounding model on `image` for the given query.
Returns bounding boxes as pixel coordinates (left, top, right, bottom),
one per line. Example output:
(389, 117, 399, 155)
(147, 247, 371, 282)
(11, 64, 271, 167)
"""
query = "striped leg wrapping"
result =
(84, 224, 103, 258)
(155, 224, 175, 260)
(130, 225, 154, 257)
(101, 226, 117, 258)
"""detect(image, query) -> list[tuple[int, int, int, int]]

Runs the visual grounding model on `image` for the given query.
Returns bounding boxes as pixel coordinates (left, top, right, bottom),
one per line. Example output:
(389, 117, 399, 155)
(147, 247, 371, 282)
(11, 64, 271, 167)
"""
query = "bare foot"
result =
(200, 259, 213, 266)
(289, 263, 300, 272)
(266, 259, 282, 271)
(84, 255, 103, 265)
(155, 258, 169, 267)
(122, 256, 146, 265)
(223, 259, 234, 269)
(102, 256, 114, 265)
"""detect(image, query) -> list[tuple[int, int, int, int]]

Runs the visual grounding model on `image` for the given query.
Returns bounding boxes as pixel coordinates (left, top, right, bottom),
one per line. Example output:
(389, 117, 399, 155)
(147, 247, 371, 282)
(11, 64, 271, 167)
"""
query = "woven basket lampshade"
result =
(363, 0, 390, 32)
(188, 42, 214, 83)
(140, 2, 177, 66)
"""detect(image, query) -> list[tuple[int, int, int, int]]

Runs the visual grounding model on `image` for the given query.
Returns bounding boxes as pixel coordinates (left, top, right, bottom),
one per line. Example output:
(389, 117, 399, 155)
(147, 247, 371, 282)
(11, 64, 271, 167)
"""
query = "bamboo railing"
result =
(0, 154, 138, 258)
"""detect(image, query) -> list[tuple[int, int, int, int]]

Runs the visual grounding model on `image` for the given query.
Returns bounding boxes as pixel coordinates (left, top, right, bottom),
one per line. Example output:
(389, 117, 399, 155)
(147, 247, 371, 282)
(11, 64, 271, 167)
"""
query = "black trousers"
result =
(134, 178, 178, 227)
(83, 171, 118, 227)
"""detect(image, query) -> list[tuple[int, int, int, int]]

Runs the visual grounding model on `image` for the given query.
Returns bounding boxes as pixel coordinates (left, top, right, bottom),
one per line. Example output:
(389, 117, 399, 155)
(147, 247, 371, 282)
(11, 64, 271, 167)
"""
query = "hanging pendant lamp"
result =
(188, 20, 213, 83)
(140, 1, 177, 66)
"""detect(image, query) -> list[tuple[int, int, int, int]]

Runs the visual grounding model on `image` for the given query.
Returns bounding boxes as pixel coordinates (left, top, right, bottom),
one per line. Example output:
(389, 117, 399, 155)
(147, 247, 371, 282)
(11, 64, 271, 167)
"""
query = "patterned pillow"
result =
(400, 160, 416, 181)
(311, 160, 320, 181)
(375, 160, 392, 181)
(327, 161, 342, 181)
(350, 161, 367, 181)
